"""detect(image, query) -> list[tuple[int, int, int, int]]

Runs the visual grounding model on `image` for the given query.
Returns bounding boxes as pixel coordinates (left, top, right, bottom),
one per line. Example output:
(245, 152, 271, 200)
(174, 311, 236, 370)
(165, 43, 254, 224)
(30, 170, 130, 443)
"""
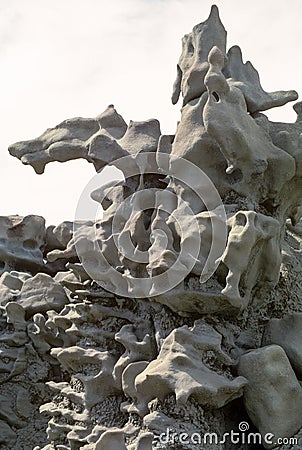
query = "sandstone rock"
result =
(224, 45, 298, 113)
(238, 345, 302, 449)
(96, 104, 127, 139)
(45, 221, 73, 253)
(8, 116, 99, 174)
(0, 215, 46, 275)
(203, 46, 295, 204)
(128, 321, 246, 416)
(0, 271, 24, 306)
(18, 273, 68, 317)
(221, 210, 281, 307)
(5, 5, 302, 450)
(263, 313, 302, 379)
(172, 5, 226, 106)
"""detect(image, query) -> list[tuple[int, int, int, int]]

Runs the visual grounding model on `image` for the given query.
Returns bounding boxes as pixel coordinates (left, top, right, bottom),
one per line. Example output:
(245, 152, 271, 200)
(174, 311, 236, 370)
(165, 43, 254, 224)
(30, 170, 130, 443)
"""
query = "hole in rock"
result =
(236, 213, 247, 227)
(212, 91, 220, 102)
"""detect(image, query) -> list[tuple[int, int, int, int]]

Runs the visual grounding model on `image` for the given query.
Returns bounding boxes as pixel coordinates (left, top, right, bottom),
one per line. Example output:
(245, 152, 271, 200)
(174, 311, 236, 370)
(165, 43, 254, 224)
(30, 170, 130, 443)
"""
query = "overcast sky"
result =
(2, 0, 302, 226)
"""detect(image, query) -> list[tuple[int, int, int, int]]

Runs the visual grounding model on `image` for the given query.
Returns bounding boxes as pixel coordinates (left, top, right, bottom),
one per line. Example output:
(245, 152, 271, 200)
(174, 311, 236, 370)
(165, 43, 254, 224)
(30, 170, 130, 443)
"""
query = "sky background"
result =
(2, 0, 302, 226)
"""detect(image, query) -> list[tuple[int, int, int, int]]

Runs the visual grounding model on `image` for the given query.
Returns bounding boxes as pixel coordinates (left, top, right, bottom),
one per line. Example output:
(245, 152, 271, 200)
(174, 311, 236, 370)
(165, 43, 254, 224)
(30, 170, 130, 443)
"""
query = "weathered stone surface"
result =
(8, 117, 99, 174)
(4, 5, 302, 450)
(204, 46, 296, 203)
(238, 345, 302, 448)
(224, 45, 298, 113)
(0, 419, 17, 447)
(170, 92, 230, 198)
(172, 5, 226, 106)
(96, 104, 128, 139)
(0, 215, 46, 275)
(45, 221, 73, 253)
(8, 107, 160, 175)
(18, 273, 68, 317)
(221, 210, 281, 307)
(0, 271, 28, 306)
(126, 321, 246, 416)
(263, 313, 302, 379)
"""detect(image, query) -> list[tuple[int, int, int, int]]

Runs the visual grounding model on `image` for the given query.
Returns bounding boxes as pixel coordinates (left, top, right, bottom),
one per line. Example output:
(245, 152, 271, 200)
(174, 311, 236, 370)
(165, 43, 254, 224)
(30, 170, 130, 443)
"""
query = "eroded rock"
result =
(4, 5, 302, 450)
(238, 345, 302, 449)
(18, 273, 69, 318)
(0, 215, 46, 275)
(127, 321, 246, 416)
(263, 313, 302, 379)
(172, 5, 226, 106)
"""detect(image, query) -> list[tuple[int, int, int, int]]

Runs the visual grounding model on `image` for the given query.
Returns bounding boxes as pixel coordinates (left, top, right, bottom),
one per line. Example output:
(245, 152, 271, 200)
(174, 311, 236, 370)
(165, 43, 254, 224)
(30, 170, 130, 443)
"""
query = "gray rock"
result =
(221, 210, 281, 307)
(224, 45, 298, 113)
(0, 215, 46, 275)
(96, 104, 128, 139)
(18, 273, 68, 317)
(0, 271, 24, 306)
(8, 116, 99, 174)
(45, 221, 73, 252)
(263, 313, 302, 379)
(238, 345, 302, 449)
(172, 5, 226, 106)
(129, 321, 246, 416)
(203, 46, 296, 203)
(4, 5, 302, 450)
(0, 419, 17, 447)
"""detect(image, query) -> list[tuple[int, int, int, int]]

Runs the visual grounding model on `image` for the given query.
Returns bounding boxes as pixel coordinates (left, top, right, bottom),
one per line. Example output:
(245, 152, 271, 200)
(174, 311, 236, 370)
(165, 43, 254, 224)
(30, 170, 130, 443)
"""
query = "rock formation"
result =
(3, 4, 302, 450)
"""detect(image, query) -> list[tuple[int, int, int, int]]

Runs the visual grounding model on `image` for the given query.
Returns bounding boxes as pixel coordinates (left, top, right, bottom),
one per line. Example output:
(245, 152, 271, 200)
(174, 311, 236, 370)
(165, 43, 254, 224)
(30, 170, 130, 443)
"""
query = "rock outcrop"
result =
(3, 4, 302, 450)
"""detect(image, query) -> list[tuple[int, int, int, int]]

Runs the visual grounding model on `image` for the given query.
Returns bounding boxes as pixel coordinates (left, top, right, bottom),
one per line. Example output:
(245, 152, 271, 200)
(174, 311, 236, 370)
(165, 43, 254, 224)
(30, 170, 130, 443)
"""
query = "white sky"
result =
(1, 0, 302, 226)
